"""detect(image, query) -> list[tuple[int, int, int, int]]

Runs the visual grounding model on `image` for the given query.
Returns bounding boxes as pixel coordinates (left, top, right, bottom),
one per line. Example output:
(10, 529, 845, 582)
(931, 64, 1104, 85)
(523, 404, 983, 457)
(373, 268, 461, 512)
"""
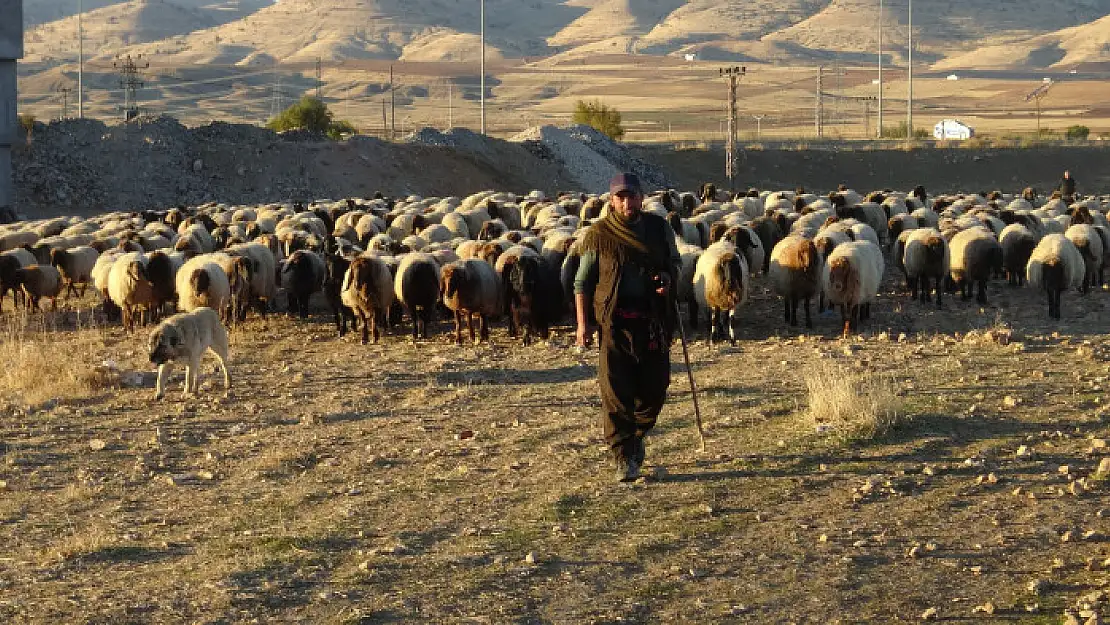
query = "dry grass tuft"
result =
(0, 310, 117, 406)
(804, 360, 904, 441)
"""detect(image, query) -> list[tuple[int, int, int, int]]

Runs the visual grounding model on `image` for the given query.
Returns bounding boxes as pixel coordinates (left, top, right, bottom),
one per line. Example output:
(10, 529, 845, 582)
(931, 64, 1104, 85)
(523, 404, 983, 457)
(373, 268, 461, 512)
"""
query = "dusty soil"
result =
(2, 254, 1110, 624)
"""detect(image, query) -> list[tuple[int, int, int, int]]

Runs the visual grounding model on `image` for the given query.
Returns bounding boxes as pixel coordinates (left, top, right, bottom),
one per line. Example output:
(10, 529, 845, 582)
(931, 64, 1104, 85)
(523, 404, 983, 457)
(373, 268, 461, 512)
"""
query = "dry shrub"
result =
(0, 311, 116, 406)
(804, 360, 903, 441)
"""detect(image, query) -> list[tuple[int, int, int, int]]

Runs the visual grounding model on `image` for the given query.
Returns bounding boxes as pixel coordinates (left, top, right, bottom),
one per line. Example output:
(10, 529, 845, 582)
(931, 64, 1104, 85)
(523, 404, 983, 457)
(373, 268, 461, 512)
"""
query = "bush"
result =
(1065, 125, 1090, 140)
(804, 361, 904, 441)
(880, 121, 930, 140)
(572, 99, 624, 140)
(326, 119, 356, 141)
(267, 96, 355, 139)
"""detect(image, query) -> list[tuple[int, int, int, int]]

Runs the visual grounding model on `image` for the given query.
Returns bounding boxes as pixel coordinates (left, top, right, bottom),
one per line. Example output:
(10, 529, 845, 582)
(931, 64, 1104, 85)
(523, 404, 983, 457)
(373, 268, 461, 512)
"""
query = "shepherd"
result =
(575, 173, 682, 482)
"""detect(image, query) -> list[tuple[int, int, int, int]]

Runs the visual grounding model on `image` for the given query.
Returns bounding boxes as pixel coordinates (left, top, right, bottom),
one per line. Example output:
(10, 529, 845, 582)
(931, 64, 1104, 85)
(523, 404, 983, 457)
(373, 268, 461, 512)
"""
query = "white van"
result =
(934, 119, 974, 140)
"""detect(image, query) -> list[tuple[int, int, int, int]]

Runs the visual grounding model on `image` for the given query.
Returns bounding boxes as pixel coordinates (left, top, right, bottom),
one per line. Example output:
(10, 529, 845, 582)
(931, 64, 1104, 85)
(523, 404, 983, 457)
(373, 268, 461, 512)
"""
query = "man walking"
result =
(575, 173, 681, 482)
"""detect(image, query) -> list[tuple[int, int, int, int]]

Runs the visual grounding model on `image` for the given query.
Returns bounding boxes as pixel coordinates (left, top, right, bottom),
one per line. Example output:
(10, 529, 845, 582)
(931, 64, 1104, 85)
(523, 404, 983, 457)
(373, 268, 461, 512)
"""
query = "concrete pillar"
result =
(0, 0, 24, 217)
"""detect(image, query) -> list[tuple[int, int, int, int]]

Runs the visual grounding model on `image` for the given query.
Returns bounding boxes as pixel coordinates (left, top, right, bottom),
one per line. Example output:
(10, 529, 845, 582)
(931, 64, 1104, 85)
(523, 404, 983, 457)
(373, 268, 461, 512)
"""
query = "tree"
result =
(1065, 125, 1090, 140)
(573, 99, 624, 140)
(267, 96, 356, 138)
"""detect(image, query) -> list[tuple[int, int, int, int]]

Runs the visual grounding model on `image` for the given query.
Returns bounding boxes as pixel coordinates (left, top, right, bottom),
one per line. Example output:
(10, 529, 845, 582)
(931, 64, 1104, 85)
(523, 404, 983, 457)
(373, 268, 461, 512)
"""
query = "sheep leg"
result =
(933, 277, 943, 308)
(508, 304, 520, 338)
(479, 314, 489, 343)
(123, 305, 133, 332)
(728, 309, 738, 345)
(421, 307, 433, 340)
(454, 310, 464, 345)
(183, 363, 195, 398)
(783, 298, 791, 324)
(839, 304, 850, 337)
(78, 282, 88, 299)
(976, 280, 988, 305)
(908, 276, 919, 300)
(359, 311, 370, 345)
(372, 311, 382, 343)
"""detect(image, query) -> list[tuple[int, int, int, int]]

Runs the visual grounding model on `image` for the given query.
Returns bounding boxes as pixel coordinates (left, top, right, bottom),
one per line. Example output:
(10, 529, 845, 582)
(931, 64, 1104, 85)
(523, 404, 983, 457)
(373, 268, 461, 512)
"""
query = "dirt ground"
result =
(2, 251, 1110, 624)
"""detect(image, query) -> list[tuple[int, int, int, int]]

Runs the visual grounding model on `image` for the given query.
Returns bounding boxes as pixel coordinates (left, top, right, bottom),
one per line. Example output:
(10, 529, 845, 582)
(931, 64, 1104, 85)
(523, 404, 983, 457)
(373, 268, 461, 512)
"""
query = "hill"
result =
(935, 12, 1110, 70)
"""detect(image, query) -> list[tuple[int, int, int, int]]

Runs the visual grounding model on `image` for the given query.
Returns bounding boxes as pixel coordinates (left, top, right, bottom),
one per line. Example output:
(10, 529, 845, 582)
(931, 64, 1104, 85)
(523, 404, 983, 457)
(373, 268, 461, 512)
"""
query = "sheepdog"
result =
(148, 307, 232, 400)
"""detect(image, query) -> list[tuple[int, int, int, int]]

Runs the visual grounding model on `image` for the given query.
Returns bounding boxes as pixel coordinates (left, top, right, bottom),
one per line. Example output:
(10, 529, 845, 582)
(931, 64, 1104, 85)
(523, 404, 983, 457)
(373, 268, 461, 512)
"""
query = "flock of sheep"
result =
(0, 183, 1107, 350)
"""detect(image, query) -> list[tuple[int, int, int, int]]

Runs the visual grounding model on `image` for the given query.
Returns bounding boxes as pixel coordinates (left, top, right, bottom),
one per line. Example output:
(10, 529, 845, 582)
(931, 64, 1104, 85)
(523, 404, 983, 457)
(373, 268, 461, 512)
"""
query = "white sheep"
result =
(949, 228, 1002, 305)
(1027, 233, 1085, 319)
(176, 254, 232, 321)
(108, 251, 156, 331)
(693, 241, 750, 345)
(1064, 224, 1104, 292)
(821, 240, 884, 336)
(901, 228, 951, 306)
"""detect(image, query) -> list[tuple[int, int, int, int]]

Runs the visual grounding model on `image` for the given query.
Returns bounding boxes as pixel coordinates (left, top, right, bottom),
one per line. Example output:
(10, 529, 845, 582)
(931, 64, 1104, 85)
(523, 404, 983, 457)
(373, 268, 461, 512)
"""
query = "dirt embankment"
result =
(639, 144, 1110, 195)
(12, 117, 1110, 218)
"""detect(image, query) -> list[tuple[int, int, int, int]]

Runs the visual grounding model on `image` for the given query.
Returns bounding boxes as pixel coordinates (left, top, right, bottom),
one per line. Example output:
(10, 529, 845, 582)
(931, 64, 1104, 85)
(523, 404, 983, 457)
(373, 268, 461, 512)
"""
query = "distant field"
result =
(17, 56, 1110, 143)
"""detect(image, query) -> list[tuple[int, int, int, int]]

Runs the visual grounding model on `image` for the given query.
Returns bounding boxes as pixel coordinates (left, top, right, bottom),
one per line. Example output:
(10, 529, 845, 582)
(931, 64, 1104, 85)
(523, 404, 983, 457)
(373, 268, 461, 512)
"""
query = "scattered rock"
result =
(972, 602, 995, 615)
(88, 439, 107, 451)
(921, 606, 939, 620)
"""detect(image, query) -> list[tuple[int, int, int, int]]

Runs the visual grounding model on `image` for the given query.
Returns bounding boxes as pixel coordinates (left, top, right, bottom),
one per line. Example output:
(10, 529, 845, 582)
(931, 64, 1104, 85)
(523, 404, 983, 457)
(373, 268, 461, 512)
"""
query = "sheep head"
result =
(190, 268, 211, 297)
(440, 264, 465, 299)
(126, 260, 149, 283)
(827, 258, 857, 297)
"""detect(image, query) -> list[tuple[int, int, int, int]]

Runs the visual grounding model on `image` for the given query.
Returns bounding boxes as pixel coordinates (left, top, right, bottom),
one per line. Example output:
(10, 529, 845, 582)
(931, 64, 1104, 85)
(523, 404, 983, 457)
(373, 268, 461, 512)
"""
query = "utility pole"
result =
(480, 0, 486, 135)
(447, 81, 453, 129)
(815, 65, 824, 138)
(113, 53, 148, 122)
(381, 99, 387, 139)
(752, 114, 764, 139)
(269, 63, 283, 121)
(389, 64, 395, 139)
(77, 0, 84, 118)
(877, 0, 883, 138)
(59, 87, 71, 119)
(907, 0, 913, 137)
(719, 66, 745, 191)
(315, 57, 322, 99)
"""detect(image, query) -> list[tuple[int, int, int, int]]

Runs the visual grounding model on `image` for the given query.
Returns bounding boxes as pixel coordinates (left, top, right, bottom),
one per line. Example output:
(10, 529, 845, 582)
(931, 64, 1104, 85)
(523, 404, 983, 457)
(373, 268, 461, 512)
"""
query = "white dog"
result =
(148, 307, 231, 400)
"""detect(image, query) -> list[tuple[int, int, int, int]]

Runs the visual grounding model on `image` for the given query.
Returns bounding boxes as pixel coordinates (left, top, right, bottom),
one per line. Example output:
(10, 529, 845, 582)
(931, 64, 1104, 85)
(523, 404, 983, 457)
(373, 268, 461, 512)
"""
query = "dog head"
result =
(149, 323, 184, 365)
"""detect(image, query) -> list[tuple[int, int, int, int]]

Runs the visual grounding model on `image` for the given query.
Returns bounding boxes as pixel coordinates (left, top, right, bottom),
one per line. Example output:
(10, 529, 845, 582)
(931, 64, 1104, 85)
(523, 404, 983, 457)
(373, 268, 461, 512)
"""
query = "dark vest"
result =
(590, 213, 674, 331)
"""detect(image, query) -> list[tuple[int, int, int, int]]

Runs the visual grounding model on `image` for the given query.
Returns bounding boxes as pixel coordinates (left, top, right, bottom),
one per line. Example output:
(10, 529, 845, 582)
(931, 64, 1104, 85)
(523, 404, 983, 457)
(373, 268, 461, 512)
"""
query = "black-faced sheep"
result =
(15, 265, 63, 311)
(948, 228, 1002, 305)
(822, 241, 884, 336)
(281, 250, 327, 319)
(341, 255, 396, 344)
(769, 236, 823, 328)
(1027, 233, 1085, 320)
(901, 228, 951, 307)
(440, 258, 500, 345)
(324, 253, 355, 336)
(0, 247, 36, 312)
(999, 223, 1037, 287)
(394, 253, 441, 341)
(693, 241, 750, 345)
(49, 246, 99, 299)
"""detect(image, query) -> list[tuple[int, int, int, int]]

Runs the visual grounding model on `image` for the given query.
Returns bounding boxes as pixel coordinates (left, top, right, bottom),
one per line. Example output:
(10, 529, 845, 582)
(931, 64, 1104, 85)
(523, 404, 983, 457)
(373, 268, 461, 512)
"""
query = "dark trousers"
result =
(599, 314, 671, 462)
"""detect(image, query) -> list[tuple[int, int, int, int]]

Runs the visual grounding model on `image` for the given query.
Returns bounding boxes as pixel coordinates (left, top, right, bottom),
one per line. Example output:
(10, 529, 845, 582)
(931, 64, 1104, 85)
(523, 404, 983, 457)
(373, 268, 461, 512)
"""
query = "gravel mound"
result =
(510, 124, 672, 194)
